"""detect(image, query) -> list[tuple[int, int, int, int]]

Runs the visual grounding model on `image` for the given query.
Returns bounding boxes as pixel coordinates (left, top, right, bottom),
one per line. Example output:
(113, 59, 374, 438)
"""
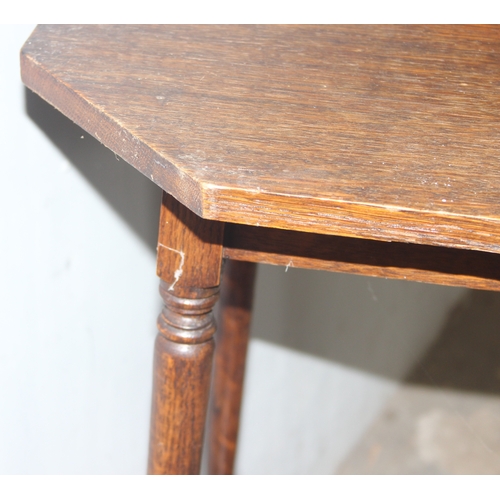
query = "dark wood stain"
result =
(224, 224, 500, 291)
(149, 193, 224, 474)
(21, 25, 500, 253)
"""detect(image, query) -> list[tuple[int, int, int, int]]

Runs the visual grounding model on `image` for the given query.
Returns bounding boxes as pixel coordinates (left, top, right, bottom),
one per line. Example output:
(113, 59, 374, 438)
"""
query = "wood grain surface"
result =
(148, 326, 214, 474)
(223, 224, 500, 292)
(21, 25, 500, 253)
(149, 193, 223, 474)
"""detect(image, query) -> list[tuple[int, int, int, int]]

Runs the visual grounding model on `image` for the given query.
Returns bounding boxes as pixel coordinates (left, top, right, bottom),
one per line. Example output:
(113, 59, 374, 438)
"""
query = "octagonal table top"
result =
(21, 25, 500, 253)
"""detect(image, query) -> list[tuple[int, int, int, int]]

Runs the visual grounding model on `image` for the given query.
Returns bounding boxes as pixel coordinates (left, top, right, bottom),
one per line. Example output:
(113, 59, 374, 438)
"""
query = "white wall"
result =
(1, 25, 159, 473)
(1, 25, 465, 474)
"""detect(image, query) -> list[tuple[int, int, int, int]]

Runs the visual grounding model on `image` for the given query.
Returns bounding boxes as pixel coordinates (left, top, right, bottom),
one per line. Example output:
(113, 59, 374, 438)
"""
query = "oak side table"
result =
(21, 25, 500, 474)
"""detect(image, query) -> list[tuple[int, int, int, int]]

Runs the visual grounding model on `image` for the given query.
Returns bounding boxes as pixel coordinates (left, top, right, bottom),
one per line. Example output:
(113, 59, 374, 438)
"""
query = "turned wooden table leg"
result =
(148, 192, 224, 475)
(208, 260, 257, 474)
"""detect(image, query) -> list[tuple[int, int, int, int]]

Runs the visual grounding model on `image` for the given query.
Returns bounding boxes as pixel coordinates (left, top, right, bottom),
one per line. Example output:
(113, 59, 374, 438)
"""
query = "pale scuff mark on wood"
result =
(158, 242, 185, 290)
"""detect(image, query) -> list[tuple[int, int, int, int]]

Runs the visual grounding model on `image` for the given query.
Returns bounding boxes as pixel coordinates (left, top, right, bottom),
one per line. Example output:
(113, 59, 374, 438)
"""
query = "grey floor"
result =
(338, 289, 500, 474)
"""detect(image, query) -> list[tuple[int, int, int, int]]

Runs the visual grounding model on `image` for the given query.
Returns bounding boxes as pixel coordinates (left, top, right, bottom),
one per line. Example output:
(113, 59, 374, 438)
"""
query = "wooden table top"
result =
(21, 25, 500, 253)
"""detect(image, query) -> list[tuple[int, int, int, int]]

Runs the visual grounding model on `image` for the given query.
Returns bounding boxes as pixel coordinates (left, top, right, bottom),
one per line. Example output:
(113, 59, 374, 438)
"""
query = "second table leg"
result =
(208, 260, 257, 474)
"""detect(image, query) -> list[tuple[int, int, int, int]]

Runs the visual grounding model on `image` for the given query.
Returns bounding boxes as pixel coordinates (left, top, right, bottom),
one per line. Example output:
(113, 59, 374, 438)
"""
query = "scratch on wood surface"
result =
(285, 259, 293, 272)
(158, 243, 185, 290)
